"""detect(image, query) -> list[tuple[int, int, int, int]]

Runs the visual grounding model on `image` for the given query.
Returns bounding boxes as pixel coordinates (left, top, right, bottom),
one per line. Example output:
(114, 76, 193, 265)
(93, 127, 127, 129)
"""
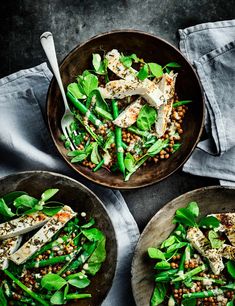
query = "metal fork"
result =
(40, 31, 76, 151)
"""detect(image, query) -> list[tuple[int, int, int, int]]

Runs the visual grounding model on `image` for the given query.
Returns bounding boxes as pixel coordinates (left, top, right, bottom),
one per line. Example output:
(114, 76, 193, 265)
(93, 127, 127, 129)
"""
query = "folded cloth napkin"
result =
(0, 63, 139, 306)
(179, 20, 235, 185)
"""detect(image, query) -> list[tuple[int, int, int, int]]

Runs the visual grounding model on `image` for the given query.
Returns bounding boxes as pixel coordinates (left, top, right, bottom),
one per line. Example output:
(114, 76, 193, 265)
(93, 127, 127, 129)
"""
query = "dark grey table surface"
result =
(1, 0, 235, 232)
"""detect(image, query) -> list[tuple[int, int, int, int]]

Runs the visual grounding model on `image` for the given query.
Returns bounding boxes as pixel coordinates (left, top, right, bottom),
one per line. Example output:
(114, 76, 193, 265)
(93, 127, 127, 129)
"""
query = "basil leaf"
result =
(148, 63, 163, 78)
(50, 290, 65, 305)
(41, 274, 67, 291)
(91, 143, 101, 165)
(137, 104, 157, 131)
(154, 261, 171, 270)
(227, 261, 235, 279)
(82, 74, 98, 96)
(13, 195, 38, 209)
(0, 198, 15, 219)
(198, 216, 220, 229)
(166, 62, 181, 68)
(148, 248, 165, 260)
(150, 283, 167, 306)
(137, 64, 149, 80)
(208, 230, 224, 249)
(124, 153, 136, 172)
(41, 189, 59, 202)
(67, 82, 85, 99)
(187, 202, 199, 217)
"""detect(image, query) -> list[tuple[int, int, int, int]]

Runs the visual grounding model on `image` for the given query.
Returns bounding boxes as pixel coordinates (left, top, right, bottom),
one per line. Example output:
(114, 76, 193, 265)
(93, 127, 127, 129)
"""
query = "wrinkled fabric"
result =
(179, 20, 235, 184)
(0, 63, 139, 305)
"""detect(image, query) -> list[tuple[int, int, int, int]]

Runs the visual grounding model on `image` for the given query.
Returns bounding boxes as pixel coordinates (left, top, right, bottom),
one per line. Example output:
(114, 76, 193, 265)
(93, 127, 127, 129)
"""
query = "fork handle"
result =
(40, 32, 70, 110)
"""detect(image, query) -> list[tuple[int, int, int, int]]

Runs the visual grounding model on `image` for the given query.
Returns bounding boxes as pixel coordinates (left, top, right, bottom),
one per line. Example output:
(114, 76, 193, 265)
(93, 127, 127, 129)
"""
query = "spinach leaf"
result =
(137, 64, 149, 80)
(187, 202, 199, 217)
(67, 273, 90, 288)
(3, 191, 27, 206)
(104, 131, 115, 150)
(92, 54, 108, 75)
(120, 53, 139, 68)
(91, 143, 101, 165)
(67, 82, 85, 99)
(42, 205, 62, 217)
(124, 153, 136, 172)
(165, 62, 181, 68)
(167, 242, 188, 253)
(198, 216, 220, 229)
(182, 299, 196, 306)
(161, 235, 176, 248)
(227, 261, 235, 278)
(40, 189, 59, 202)
(82, 74, 98, 96)
(13, 195, 38, 210)
(50, 290, 65, 305)
(150, 283, 167, 306)
(148, 248, 165, 260)
(148, 63, 163, 78)
(208, 230, 224, 249)
(0, 287, 7, 306)
(147, 139, 169, 156)
(0, 198, 15, 219)
(221, 283, 235, 290)
(173, 224, 186, 239)
(68, 144, 93, 163)
(41, 274, 67, 291)
(82, 228, 104, 241)
(137, 104, 157, 131)
(154, 261, 171, 270)
(86, 235, 106, 275)
(226, 300, 234, 306)
(81, 218, 95, 229)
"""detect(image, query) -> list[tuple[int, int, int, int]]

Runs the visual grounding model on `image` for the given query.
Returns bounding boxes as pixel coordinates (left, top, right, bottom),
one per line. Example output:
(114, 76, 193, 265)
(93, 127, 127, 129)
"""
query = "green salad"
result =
(0, 189, 106, 305)
(61, 49, 192, 181)
(148, 202, 235, 306)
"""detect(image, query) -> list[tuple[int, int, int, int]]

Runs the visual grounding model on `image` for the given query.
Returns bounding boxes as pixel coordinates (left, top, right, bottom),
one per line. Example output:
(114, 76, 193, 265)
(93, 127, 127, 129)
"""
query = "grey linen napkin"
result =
(0, 63, 140, 305)
(179, 20, 235, 185)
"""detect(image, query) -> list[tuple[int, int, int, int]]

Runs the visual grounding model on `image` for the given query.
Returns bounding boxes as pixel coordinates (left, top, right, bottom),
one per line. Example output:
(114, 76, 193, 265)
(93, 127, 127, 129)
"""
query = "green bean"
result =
(175, 249, 186, 289)
(26, 252, 76, 269)
(172, 265, 206, 282)
(66, 293, 91, 299)
(3, 270, 49, 306)
(127, 126, 154, 138)
(95, 106, 113, 121)
(93, 159, 104, 172)
(192, 276, 226, 285)
(173, 100, 192, 108)
(122, 141, 128, 150)
(57, 247, 82, 275)
(67, 91, 103, 127)
(112, 99, 125, 174)
(182, 288, 224, 299)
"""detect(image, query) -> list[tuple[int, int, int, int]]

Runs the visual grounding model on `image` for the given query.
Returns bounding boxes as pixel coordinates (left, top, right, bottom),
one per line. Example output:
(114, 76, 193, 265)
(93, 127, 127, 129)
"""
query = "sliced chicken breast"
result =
(186, 227, 211, 256)
(10, 206, 76, 265)
(0, 236, 22, 270)
(205, 249, 224, 275)
(209, 213, 235, 246)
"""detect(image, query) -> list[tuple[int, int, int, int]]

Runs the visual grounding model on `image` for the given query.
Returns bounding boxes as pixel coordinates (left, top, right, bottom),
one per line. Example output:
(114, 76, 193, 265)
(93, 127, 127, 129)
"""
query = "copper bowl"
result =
(131, 186, 235, 306)
(0, 171, 117, 306)
(47, 30, 204, 189)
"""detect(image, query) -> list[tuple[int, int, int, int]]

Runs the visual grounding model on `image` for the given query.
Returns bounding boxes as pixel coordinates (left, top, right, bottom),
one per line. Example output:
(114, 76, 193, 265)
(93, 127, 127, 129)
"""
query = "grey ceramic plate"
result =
(0, 171, 117, 306)
(131, 186, 235, 306)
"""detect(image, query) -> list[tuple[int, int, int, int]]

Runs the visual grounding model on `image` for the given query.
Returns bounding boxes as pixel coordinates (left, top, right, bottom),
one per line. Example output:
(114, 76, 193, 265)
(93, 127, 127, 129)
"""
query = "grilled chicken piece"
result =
(210, 213, 235, 246)
(105, 49, 166, 108)
(99, 80, 147, 99)
(0, 236, 22, 270)
(0, 212, 49, 240)
(205, 249, 224, 275)
(112, 97, 143, 128)
(186, 227, 211, 256)
(10, 206, 76, 265)
(219, 244, 235, 260)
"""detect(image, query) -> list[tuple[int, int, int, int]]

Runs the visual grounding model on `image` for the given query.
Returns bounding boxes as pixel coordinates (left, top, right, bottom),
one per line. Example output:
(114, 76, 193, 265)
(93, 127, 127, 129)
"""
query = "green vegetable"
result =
(165, 62, 181, 68)
(148, 63, 163, 78)
(66, 273, 90, 288)
(227, 261, 235, 279)
(182, 299, 196, 306)
(0, 198, 15, 219)
(40, 189, 59, 203)
(3, 270, 49, 306)
(92, 54, 108, 75)
(173, 100, 192, 108)
(112, 99, 125, 175)
(173, 202, 198, 227)
(137, 104, 157, 131)
(67, 83, 85, 99)
(166, 242, 188, 253)
(86, 235, 106, 275)
(2, 191, 27, 206)
(68, 144, 93, 163)
(154, 261, 171, 270)
(172, 143, 181, 152)
(182, 288, 223, 299)
(26, 253, 77, 269)
(91, 143, 101, 165)
(0, 287, 7, 306)
(172, 265, 206, 282)
(95, 106, 113, 121)
(66, 293, 91, 300)
(41, 274, 67, 291)
(93, 159, 104, 172)
(198, 216, 220, 229)
(187, 202, 199, 217)
(148, 248, 165, 260)
(150, 283, 167, 306)
(160, 235, 176, 248)
(127, 126, 154, 138)
(208, 230, 224, 248)
(192, 276, 225, 285)
(120, 53, 139, 67)
(137, 63, 149, 80)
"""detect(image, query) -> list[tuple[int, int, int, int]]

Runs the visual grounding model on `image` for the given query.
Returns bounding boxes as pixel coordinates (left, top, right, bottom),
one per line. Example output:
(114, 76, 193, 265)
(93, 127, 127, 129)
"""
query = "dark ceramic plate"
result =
(131, 186, 235, 306)
(47, 30, 204, 189)
(0, 171, 117, 306)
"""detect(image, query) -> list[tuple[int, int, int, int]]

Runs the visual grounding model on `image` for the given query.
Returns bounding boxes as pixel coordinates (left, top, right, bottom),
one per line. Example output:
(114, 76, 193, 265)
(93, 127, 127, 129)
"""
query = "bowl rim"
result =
(46, 29, 205, 190)
(131, 185, 235, 305)
(0, 170, 118, 305)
